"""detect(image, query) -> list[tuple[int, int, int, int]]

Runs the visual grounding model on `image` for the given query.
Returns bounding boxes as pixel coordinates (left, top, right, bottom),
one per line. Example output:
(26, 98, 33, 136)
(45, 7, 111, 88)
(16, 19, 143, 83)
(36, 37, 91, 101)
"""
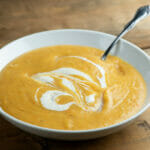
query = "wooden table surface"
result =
(0, 0, 150, 149)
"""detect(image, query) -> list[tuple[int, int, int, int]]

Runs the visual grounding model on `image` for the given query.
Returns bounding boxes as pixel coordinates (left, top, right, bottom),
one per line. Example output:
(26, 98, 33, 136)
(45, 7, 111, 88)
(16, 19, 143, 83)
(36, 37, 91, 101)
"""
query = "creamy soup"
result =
(0, 45, 146, 130)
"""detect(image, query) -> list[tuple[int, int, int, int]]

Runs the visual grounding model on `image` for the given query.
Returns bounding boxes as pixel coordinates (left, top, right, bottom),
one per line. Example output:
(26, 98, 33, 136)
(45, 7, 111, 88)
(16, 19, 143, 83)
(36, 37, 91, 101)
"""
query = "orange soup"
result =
(0, 45, 146, 130)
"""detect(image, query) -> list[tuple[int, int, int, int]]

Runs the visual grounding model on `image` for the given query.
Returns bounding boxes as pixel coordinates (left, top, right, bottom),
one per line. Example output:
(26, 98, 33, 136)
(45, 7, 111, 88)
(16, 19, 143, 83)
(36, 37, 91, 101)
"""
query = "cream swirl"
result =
(32, 56, 106, 112)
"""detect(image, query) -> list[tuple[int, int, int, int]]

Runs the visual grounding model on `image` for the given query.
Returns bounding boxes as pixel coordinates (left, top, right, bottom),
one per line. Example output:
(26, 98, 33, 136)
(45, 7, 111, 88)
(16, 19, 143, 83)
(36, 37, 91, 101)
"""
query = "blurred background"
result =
(0, 0, 150, 150)
(0, 0, 150, 49)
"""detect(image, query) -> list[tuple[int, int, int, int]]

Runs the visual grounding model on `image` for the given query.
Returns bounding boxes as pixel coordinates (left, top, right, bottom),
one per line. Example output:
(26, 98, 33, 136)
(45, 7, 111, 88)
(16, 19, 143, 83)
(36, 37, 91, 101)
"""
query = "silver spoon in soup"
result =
(101, 5, 150, 60)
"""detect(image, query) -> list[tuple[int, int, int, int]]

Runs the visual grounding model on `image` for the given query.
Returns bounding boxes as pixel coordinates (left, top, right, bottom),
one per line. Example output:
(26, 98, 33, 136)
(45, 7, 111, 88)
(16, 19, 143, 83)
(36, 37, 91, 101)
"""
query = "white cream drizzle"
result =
(62, 78, 76, 93)
(67, 56, 106, 88)
(40, 90, 75, 111)
(51, 68, 94, 83)
(32, 56, 106, 112)
(86, 94, 96, 103)
(35, 76, 54, 83)
(35, 88, 40, 102)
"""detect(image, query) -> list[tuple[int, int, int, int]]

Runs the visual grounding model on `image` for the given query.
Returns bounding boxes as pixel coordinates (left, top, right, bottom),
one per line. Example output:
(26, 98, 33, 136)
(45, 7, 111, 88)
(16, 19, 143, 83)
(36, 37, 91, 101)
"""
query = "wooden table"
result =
(0, 0, 150, 149)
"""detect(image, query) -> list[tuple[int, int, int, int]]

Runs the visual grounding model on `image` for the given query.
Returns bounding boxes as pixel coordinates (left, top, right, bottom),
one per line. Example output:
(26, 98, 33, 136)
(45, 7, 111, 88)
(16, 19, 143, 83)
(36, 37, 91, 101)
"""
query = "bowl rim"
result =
(0, 29, 150, 134)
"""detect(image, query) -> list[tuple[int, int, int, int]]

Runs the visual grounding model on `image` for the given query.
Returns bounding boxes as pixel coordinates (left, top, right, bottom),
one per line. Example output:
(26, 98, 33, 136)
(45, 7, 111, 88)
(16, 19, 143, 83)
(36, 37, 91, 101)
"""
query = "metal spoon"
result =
(101, 5, 150, 60)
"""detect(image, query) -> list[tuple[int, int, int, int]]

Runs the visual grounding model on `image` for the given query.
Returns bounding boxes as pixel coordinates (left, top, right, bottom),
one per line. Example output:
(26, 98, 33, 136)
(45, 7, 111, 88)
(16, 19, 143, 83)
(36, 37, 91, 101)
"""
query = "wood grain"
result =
(0, 0, 150, 48)
(0, 0, 150, 150)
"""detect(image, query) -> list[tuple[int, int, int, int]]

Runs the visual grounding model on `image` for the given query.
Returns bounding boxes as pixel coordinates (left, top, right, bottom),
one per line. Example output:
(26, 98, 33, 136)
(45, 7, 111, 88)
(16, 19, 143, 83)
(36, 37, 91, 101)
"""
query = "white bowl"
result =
(0, 29, 150, 140)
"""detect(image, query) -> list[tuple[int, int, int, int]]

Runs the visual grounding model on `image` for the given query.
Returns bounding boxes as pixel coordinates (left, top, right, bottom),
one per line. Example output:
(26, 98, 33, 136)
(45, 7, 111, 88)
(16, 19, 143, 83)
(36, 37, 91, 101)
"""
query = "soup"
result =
(0, 45, 146, 130)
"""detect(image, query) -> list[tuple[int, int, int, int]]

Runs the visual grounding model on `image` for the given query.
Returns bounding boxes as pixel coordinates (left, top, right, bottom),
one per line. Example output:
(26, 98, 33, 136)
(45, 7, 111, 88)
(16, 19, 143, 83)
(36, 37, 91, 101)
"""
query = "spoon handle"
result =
(101, 5, 150, 60)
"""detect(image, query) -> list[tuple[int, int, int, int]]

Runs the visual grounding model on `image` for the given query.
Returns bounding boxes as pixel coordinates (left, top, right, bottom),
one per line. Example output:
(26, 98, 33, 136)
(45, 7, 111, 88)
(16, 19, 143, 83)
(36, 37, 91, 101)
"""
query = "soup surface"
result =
(0, 45, 146, 130)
